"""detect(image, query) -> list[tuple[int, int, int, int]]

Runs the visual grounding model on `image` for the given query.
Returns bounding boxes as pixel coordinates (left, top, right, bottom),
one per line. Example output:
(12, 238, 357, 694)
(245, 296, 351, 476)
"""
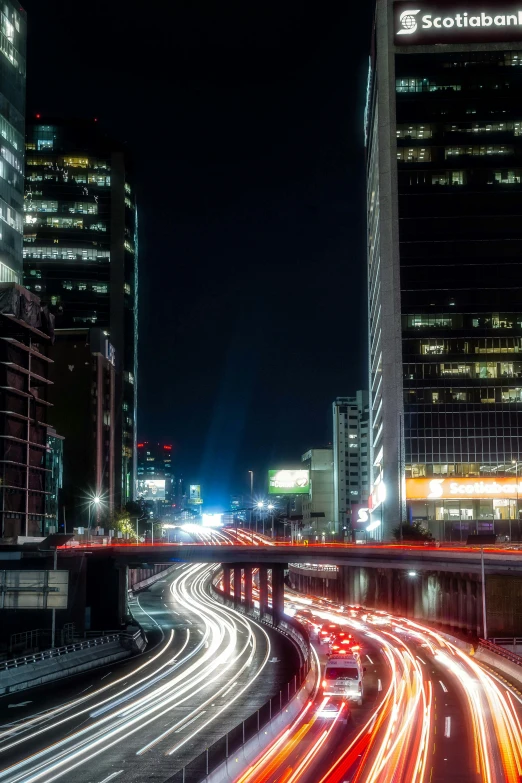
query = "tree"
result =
(392, 521, 433, 542)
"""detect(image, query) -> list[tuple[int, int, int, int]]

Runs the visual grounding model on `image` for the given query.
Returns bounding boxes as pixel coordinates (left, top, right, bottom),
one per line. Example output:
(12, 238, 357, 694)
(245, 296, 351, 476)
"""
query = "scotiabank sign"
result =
(407, 477, 522, 500)
(394, 2, 522, 44)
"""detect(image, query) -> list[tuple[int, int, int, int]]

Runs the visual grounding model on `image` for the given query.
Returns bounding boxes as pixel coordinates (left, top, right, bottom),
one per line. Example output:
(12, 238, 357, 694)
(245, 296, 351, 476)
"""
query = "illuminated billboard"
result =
(394, 2, 522, 45)
(268, 469, 310, 495)
(407, 477, 522, 500)
(189, 484, 201, 499)
(137, 479, 166, 501)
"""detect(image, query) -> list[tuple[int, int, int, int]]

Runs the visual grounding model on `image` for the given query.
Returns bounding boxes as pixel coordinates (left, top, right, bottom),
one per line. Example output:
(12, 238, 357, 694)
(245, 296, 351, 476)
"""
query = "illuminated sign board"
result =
(268, 469, 310, 495)
(394, 3, 522, 45)
(407, 477, 522, 500)
(189, 484, 201, 500)
(137, 479, 166, 501)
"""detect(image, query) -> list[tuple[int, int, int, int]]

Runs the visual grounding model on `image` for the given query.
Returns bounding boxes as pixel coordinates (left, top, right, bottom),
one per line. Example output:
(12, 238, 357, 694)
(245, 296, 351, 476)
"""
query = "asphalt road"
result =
(0, 562, 298, 783)
(238, 594, 522, 783)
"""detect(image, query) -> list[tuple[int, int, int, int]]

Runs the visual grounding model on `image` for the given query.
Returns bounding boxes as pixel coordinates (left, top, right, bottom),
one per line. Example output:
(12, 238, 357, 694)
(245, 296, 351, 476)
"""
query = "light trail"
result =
(0, 563, 272, 783)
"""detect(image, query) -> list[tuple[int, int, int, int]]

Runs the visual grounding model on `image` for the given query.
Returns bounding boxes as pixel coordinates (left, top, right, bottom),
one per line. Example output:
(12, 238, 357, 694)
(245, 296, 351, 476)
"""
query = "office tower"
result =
(332, 393, 370, 534)
(23, 120, 138, 510)
(367, 2, 522, 540)
(137, 442, 174, 519)
(49, 329, 116, 529)
(300, 448, 335, 540)
(0, 2, 26, 282)
(0, 284, 58, 540)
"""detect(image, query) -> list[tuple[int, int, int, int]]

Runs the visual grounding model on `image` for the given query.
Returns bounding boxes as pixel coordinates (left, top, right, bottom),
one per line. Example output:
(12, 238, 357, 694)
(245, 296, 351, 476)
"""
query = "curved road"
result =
(0, 562, 297, 783)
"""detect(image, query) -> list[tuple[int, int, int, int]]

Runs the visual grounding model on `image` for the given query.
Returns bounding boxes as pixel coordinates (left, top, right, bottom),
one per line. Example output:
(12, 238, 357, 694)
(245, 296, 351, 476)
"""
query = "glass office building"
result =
(23, 120, 138, 508)
(367, 1, 522, 540)
(0, 2, 26, 282)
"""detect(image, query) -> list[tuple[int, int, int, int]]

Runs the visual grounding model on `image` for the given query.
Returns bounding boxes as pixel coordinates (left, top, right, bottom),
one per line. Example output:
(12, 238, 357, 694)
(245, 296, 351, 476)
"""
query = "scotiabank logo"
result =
(394, 3, 522, 43)
(397, 9, 421, 34)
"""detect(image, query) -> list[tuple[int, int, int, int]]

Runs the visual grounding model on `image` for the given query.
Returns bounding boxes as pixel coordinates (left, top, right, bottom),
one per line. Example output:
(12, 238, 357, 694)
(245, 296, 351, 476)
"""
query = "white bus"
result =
(323, 652, 364, 705)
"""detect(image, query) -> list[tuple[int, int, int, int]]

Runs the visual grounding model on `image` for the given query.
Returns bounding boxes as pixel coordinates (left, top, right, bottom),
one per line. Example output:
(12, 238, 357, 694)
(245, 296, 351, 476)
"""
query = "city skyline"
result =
(20, 0, 373, 504)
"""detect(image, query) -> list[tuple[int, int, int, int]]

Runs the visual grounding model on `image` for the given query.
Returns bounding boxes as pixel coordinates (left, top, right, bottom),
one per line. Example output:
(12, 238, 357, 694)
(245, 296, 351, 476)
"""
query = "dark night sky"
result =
(22, 1, 374, 506)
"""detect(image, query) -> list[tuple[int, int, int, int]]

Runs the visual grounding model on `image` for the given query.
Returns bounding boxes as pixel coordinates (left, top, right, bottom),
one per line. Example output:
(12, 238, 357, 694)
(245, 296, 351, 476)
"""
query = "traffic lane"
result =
(0, 565, 187, 725)
(0, 565, 294, 783)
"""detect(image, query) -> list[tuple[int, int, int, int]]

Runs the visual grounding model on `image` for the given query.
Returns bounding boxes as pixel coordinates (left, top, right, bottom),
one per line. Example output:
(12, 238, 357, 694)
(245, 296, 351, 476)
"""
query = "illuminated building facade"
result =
(332, 393, 371, 534)
(0, 2, 26, 283)
(23, 120, 137, 508)
(367, 1, 522, 540)
(137, 442, 174, 519)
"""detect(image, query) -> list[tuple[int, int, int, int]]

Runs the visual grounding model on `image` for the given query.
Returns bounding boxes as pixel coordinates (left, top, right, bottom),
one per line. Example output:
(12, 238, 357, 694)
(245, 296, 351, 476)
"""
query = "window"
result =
(397, 147, 431, 163)
(397, 124, 432, 139)
(502, 388, 522, 402)
(431, 171, 464, 185)
(24, 200, 58, 213)
(24, 247, 110, 261)
(124, 283, 131, 295)
(68, 202, 97, 214)
(445, 145, 513, 158)
(421, 342, 446, 355)
(45, 216, 83, 229)
(406, 314, 456, 329)
(396, 78, 461, 92)
(476, 362, 498, 379)
(491, 170, 521, 184)
(63, 157, 89, 168)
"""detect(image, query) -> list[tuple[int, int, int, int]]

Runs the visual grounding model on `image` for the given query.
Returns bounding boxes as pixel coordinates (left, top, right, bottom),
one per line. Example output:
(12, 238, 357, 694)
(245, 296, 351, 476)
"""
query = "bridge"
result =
(3, 542, 522, 641)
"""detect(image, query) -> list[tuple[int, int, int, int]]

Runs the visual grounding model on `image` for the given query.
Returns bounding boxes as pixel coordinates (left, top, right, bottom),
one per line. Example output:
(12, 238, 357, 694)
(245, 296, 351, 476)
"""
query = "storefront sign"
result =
(407, 477, 522, 500)
(394, 3, 522, 44)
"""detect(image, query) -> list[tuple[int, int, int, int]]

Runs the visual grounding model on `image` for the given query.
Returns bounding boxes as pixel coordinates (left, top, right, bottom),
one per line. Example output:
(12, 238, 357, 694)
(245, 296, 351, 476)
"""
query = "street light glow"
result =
(408, 571, 417, 577)
(256, 501, 265, 509)
(93, 496, 101, 504)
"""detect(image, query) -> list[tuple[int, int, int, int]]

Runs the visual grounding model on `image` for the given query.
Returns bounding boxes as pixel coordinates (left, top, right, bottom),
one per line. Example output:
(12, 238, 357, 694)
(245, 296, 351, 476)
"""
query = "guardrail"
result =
(478, 638, 522, 667)
(490, 637, 522, 651)
(0, 633, 126, 671)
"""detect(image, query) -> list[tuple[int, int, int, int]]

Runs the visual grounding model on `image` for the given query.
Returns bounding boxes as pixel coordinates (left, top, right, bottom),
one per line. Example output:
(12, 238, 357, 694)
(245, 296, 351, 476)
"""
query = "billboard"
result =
(0, 570, 68, 609)
(407, 477, 522, 500)
(137, 479, 166, 501)
(189, 484, 201, 500)
(394, 2, 522, 46)
(268, 469, 310, 495)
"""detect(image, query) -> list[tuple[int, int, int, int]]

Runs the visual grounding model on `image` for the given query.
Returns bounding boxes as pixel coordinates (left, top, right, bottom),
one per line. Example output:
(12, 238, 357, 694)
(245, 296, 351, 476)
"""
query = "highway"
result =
(0, 560, 297, 783)
(237, 592, 522, 783)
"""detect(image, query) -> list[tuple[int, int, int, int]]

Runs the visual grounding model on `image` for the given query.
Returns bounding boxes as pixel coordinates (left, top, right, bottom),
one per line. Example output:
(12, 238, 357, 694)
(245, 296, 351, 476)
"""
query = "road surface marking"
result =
(378, 679, 382, 692)
(417, 656, 426, 665)
(439, 680, 448, 693)
(175, 711, 206, 732)
(79, 685, 93, 694)
(98, 772, 123, 783)
(7, 701, 32, 709)
(101, 672, 112, 680)
(366, 655, 374, 664)
(444, 717, 451, 737)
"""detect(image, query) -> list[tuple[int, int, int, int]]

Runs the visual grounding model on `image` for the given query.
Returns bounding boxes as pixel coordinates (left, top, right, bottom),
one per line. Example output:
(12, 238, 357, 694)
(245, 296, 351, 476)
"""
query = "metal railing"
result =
(0, 633, 122, 671)
(478, 638, 522, 667)
(490, 637, 522, 651)
(167, 659, 311, 783)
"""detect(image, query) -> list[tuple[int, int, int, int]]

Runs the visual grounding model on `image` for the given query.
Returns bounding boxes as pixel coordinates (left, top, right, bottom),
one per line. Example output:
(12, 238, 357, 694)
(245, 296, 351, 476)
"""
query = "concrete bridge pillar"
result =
(222, 565, 231, 597)
(271, 564, 285, 626)
(233, 565, 242, 606)
(244, 566, 253, 610)
(85, 557, 127, 631)
(259, 566, 269, 618)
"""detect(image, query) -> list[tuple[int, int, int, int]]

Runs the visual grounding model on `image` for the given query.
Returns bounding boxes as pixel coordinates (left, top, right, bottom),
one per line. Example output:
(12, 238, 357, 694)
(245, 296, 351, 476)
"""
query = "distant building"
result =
(48, 328, 116, 530)
(23, 119, 138, 508)
(0, 284, 59, 540)
(0, 2, 26, 284)
(44, 426, 64, 534)
(300, 448, 334, 540)
(332, 393, 370, 534)
(137, 442, 174, 519)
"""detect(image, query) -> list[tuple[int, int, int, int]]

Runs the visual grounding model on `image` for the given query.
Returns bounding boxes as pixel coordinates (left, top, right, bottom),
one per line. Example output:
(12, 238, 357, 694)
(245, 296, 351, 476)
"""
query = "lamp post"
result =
(256, 501, 265, 536)
(248, 470, 254, 537)
(88, 495, 101, 538)
(513, 460, 519, 543)
(268, 503, 275, 538)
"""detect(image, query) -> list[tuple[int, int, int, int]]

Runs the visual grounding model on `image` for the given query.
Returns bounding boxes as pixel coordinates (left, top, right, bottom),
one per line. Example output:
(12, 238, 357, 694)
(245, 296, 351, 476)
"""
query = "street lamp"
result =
(88, 495, 101, 535)
(267, 503, 275, 538)
(248, 470, 254, 536)
(256, 501, 265, 536)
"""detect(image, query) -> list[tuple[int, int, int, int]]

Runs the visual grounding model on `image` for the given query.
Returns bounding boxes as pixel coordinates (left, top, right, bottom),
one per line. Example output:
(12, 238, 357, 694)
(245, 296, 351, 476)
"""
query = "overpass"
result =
(3, 542, 522, 640)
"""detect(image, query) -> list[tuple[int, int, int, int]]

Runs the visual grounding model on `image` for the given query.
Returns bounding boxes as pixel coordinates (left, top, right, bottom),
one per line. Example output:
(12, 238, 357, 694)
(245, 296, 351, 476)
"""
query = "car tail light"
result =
(322, 680, 327, 688)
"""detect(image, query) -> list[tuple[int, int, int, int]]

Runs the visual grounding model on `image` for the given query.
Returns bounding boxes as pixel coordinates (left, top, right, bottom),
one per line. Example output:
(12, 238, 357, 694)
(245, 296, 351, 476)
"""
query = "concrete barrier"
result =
(474, 644, 522, 688)
(0, 641, 131, 695)
(129, 563, 179, 593)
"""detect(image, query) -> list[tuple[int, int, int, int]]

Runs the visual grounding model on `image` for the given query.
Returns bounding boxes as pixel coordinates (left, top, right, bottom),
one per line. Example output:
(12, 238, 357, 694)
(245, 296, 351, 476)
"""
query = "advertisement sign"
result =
(189, 484, 201, 500)
(136, 479, 166, 501)
(394, 2, 522, 45)
(268, 469, 310, 495)
(407, 477, 522, 500)
(0, 570, 68, 609)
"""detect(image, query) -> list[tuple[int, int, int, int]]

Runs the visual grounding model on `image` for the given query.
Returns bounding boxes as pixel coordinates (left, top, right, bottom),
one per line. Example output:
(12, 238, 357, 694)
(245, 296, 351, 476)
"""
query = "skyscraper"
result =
(23, 120, 138, 510)
(367, 1, 522, 540)
(0, 2, 26, 282)
(137, 443, 174, 519)
(332, 393, 370, 534)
